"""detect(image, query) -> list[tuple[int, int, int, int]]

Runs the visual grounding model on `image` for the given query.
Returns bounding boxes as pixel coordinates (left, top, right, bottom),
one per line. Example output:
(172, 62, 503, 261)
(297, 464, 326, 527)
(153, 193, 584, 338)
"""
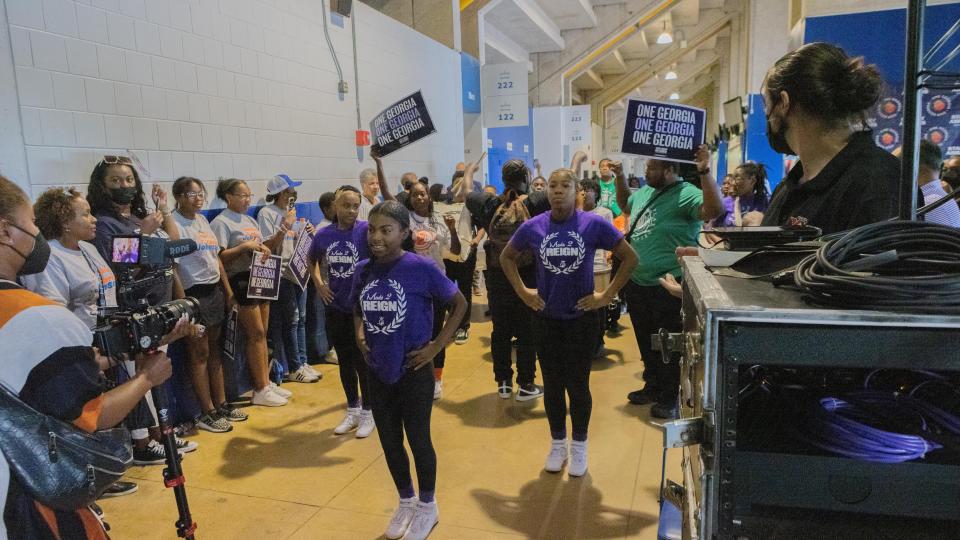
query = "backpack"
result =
(486, 195, 532, 270)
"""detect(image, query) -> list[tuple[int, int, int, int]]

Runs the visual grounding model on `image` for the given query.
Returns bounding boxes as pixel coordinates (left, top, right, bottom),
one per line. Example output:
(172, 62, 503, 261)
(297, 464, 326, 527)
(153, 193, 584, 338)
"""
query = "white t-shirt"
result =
(358, 194, 381, 221)
(410, 211, 454, 270)
(257, 204, 300, 283)
(20, 239, 118, 330)
(172, 211, 222, 289)
(210, 209, 263, 277)
(591, 206, 614, 274)
(433, 201, 474, 263)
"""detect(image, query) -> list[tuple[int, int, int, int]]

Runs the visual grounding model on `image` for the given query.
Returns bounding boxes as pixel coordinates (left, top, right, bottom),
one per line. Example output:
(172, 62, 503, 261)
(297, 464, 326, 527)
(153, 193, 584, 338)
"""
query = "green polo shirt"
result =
(626, 182, 703, 285)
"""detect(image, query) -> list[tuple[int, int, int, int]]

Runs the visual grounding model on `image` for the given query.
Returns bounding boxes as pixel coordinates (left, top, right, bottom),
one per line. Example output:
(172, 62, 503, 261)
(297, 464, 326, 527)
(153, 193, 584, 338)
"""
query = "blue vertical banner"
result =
(461, 53, 481, 114)
(744, 94, 785, 191)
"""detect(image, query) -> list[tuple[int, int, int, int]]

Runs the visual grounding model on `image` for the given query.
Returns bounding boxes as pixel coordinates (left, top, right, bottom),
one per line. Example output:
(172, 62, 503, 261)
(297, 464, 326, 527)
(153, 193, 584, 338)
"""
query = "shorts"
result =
(228, 271, 266, 307)
(184, 282, 226, 327)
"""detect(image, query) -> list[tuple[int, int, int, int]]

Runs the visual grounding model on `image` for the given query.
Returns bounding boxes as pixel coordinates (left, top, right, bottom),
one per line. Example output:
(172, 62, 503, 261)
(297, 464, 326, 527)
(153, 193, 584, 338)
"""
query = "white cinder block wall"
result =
(1, 0, 465, 205)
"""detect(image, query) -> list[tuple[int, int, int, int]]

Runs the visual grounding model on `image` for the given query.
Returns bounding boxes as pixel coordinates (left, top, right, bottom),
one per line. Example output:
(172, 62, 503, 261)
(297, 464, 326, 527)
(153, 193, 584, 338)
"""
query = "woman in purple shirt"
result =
(352, 201, 466, 540)
(712, 162, 771, 227)
(309, 186, 376, 438)
(500, 168, 638, 478)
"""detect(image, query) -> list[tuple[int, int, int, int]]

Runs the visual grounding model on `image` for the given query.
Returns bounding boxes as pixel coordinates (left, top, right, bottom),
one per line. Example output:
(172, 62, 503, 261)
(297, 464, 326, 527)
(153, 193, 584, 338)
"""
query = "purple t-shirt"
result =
(309, 220, 369, 314)
(510, 210, 623, 320)
(351, 252, 458, 385)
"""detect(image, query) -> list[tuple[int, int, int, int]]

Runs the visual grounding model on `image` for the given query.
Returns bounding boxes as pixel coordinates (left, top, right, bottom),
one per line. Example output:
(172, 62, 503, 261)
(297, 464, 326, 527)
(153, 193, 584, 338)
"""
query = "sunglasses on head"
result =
(100, 155, 134, 166)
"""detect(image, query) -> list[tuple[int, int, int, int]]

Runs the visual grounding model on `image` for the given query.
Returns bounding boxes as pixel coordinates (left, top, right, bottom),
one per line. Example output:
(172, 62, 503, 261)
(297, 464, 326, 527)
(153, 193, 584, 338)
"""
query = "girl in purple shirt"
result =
(308, 186, 375, 438)
(500, 168, 638, 478)
(351, 201, 466, 540)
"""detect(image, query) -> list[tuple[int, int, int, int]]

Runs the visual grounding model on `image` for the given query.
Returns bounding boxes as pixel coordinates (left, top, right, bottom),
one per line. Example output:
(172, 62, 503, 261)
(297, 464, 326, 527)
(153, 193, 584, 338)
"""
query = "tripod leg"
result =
(151, 386, 198, 539)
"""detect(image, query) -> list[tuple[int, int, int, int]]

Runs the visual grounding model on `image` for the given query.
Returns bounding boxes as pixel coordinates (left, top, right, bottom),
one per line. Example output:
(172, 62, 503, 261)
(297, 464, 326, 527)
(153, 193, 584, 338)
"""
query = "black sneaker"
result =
(98, 481, 138, 499)
(516, 383, 544, 402)
(197, 412, 233, 433)
(133, 441, 167, 465)
(218, 403, 249, 422)
(651, 402, 679, 420)
(454, 328, 468, 345)
(627, 387, 658, 405)
(175, 436, 198, 454)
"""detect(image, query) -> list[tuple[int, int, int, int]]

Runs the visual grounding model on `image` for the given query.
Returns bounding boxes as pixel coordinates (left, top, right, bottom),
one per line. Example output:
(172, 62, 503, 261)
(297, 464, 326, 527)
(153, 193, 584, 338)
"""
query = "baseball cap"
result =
(266, 174, 302, 195)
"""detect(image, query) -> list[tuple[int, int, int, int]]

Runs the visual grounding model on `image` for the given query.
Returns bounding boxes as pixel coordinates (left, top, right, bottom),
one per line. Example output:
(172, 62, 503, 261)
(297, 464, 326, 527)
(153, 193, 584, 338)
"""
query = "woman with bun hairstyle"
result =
(210, 178, 287, 407)
(760, 42, 900, 233)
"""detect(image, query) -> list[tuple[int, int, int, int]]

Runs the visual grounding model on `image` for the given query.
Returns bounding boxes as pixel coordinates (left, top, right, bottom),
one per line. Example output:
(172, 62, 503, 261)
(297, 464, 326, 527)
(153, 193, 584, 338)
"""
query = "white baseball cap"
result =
(266, 174, 302, 196)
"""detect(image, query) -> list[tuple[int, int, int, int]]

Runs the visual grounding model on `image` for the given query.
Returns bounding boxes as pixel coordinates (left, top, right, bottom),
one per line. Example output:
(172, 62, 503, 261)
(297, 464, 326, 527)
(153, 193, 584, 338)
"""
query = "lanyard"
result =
(625, 181, 683, 241)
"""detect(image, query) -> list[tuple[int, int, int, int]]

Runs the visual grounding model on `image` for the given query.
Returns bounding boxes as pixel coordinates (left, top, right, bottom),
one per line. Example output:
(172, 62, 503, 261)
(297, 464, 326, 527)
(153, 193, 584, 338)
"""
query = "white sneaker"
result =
(285, 365, 319, 383)
(356, 409, 376, 438)
(269, 382, 293, 398)
(403, 500, 439, 540)
(433, 380, 442, 401)
(303, 364, 322, 379)
(568, 440, 588, 477)
(544, 439, 568, 473)
(385, 497, 418, 539)
(334, 407, 361, 435)
(252, 387, 287, 407)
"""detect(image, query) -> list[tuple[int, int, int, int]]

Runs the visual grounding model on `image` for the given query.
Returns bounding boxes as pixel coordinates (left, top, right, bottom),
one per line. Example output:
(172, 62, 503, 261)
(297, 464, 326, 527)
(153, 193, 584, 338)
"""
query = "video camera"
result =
(94, 235, 200, 355)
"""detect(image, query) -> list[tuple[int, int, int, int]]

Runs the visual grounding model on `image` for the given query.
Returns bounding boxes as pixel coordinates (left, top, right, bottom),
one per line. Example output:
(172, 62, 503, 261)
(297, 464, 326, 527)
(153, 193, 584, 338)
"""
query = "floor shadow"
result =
(217, 403, 353, 478)
(614, 402, 653, 421)
(590, 349, 626, 371)
(434, 392, 547, 428)
(471, 471, 656, 539)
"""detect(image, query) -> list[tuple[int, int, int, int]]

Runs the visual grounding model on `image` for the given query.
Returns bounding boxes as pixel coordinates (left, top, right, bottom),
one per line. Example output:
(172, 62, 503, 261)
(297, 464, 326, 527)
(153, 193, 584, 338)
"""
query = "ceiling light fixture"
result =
(656, 21, 673, 45)
(665, 63, 677, 80)
(669, 92, 680, 100)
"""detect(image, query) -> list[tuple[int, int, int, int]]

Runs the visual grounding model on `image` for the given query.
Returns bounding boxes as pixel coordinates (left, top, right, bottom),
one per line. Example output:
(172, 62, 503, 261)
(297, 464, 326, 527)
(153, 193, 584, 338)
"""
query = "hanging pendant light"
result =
(656, 21, 673, 45)
(669, 92, 680, 100)
(665, 63, 678, 80)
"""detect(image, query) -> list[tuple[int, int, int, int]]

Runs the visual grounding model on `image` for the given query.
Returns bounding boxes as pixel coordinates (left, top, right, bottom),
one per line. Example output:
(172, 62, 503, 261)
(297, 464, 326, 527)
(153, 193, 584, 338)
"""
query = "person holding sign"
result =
(616, 148, 723, 419)
(258, 174, 321, 385)
(351, 201, 467, 540)
(500, 169, 637, 477)
(170, 177, 247, 432)
(211, 179, 288, 408)
(759, 42, 898, 233)
(309, 186, 376, 439)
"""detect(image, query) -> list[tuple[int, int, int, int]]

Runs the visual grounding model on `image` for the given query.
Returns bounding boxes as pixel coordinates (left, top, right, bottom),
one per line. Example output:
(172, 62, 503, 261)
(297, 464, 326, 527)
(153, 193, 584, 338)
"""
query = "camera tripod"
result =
(151, 384, 197, 539)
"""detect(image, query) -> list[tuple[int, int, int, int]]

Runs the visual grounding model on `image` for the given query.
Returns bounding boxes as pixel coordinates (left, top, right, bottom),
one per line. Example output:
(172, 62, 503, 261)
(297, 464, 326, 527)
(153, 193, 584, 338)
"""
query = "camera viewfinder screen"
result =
(112, 237, 140, 264)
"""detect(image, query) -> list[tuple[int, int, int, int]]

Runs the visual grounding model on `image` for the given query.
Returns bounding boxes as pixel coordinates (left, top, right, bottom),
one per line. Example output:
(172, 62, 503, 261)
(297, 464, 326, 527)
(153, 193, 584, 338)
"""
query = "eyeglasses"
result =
(229, 192, 252, 200)
(185, 191, 206, 200)
(100, 155, 133, 166)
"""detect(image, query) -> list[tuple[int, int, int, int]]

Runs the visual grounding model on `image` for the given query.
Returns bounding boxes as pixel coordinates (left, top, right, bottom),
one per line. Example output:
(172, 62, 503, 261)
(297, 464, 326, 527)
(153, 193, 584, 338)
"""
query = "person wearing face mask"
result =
(759, 42, 900, 234)
(258, 174, 321, 385)
(0, 175, 174, 539)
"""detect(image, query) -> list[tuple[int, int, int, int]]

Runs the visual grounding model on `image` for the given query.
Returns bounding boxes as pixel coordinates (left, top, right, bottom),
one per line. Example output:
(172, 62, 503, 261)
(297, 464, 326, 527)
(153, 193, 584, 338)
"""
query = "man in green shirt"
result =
(614, 147, 723, 419)
(597, 158, 623, 218)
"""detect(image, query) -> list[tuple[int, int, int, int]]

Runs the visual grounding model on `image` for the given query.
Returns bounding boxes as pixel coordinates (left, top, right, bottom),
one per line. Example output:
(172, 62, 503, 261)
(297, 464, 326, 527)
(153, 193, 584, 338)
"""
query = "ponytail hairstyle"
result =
(34, 187, 83, 239)
(216, 178, 247, 201)
(171, 176, 205, 211)
(359, 201, 415, 286)
(736, 162, 770, 205)
(332, 184, 361, 225)
(501, 159, 530, 203)
(764, 42, 882, 129)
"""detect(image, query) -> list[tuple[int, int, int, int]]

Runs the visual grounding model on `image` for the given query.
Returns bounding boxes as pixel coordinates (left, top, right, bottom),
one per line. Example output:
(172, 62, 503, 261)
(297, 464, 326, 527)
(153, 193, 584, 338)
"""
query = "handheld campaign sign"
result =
(370, 91, 436, 157)
(289, 228, 313, 291)
(620, 99, 706, 163)
(247, 255, 282, 301)
(223, 307, 238, 362)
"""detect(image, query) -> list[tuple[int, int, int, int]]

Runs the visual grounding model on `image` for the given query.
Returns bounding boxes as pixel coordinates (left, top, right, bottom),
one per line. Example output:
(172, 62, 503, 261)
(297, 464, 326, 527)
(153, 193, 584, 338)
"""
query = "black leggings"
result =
(444, 249, 476, 330)
(487, 267, 537, 385)
(368, 363, 437, 497)
(432, 301, 447, 370)
(533, 313, 602, 441)
(326, 308, 370, 410)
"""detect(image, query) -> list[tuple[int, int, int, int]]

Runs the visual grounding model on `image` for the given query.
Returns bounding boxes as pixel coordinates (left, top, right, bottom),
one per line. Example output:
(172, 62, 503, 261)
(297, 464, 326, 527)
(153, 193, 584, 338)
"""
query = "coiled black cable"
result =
(794, 220, 960, 313)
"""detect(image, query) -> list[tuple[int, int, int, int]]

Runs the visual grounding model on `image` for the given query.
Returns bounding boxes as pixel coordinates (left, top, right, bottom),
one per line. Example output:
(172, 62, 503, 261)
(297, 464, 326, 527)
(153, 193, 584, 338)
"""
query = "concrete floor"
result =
(100, 299, 680, 539)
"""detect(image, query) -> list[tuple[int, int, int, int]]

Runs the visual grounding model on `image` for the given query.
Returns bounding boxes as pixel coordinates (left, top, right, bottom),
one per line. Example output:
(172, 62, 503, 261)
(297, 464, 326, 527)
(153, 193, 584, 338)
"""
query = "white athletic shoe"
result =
(334, 407, 361, 435)
(285, 365, 319, 383)
(269, 382, 293, 398)
(303, 364, 322, 379)
(568, 440, 588, 477)
(403, 500, 439, 540)
(433, 380, 443, 401)
(252, 387, 287, 407)
(385, 497, 418, 539)
(356, 410, 376, 438)
(544, 439, 568, 473)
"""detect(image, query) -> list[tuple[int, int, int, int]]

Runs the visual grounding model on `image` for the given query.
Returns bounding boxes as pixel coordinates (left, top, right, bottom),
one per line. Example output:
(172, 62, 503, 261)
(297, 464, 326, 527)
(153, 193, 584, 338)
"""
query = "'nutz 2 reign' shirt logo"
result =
(539, 231, 585, 275)
(326, 241, 359, 279)
(359, 279, 407, 335)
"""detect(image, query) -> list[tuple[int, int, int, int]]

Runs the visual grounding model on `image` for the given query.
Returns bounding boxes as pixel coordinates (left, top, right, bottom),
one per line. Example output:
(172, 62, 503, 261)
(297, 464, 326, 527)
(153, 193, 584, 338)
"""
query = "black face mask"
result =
(766, 115, 795, 155)
(109, 186, 139, 205)
(7, 223, 51, 276)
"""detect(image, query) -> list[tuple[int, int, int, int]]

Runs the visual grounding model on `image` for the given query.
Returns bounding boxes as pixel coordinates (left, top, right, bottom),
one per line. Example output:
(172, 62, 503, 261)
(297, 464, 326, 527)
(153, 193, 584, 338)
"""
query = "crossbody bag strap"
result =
(624, 182, 683, 241)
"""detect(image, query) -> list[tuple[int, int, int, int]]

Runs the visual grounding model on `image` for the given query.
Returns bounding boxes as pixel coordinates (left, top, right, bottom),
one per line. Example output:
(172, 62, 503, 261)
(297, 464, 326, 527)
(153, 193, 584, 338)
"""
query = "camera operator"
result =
(171, 177, 248, 433)
(0, 174, 172, 539)
(87, 157, 197, 463)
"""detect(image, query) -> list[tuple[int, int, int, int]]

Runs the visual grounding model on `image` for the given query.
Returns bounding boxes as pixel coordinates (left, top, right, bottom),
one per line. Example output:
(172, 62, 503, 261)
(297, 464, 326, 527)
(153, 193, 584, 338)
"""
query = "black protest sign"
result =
(620, 99, 706, 163)
(223, 307, 238, 362)
(370, 91, 436, 157)
(247, 254, 282, 301)
(289, 228, 313, 291)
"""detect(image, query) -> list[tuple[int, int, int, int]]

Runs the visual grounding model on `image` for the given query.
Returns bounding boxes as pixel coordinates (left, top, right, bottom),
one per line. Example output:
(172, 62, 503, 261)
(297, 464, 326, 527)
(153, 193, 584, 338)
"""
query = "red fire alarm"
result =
(356, 130, 371, 146)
